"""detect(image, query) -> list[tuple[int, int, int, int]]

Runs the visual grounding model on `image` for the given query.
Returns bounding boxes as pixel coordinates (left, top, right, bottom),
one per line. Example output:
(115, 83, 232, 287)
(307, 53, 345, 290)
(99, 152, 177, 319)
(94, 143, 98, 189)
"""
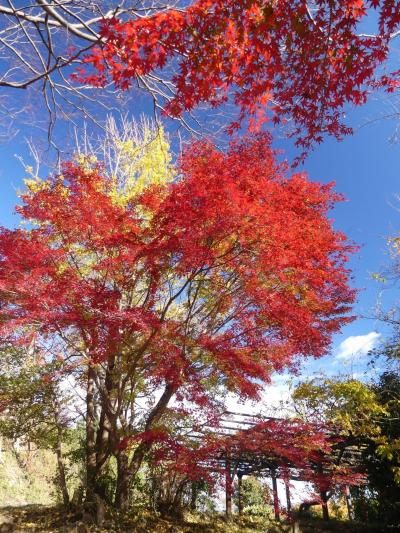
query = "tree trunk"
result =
(114, 382, 176, 509)
(113, 382, 176, 509)
(55, 425, 69, 505)
(51, 393, 69, 505)
(115, 451, 130, 509)
(114, 438, 160, 509)
(86, 364, 97, 503)
(190, 481, 198, 512)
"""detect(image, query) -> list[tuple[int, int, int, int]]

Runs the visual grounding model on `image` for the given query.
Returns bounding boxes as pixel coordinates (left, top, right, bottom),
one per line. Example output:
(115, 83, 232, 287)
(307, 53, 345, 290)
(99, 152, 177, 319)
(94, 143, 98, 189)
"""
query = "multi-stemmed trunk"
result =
(84, 355, 177, 510)
(114, 383, 177, 509)
(85, 361, 116, 504)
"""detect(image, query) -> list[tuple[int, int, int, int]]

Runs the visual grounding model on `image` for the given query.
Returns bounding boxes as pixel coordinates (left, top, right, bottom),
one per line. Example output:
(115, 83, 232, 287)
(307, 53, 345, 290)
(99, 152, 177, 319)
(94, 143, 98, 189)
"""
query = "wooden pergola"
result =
(188, 411, 363, 521)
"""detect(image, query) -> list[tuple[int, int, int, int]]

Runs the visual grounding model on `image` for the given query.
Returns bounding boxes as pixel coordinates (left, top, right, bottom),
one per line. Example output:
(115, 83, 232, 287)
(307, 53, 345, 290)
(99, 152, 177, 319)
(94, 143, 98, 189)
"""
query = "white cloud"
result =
(335, 331, 381, 361)
(224, 375, 292, 417)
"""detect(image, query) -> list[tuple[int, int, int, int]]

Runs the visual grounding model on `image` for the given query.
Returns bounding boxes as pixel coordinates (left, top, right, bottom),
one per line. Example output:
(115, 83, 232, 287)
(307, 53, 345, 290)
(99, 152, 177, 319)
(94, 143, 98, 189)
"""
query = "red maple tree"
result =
(76, 1, 400, 158)
(0, 134, 355, 506)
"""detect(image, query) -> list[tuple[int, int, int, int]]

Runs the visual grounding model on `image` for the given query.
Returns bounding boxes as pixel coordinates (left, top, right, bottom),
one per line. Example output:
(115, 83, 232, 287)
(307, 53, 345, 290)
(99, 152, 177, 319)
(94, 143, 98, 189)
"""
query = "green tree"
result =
(293, 373, 400, 525)
(354, 372, 400, 524)
(0, 346, 75, 505)
(293, 377, 387, 444)
(233, 476, 272, 517)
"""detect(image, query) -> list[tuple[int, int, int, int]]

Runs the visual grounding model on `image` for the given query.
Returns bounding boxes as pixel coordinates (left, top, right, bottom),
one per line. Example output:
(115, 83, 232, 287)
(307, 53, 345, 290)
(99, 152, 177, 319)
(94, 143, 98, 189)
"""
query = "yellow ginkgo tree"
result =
(75, 115, 174, 207)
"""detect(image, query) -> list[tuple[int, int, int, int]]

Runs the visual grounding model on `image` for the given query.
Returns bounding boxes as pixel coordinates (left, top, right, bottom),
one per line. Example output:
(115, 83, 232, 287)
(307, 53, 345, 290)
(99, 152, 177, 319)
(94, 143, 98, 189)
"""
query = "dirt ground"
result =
(0, 505, 390, 533)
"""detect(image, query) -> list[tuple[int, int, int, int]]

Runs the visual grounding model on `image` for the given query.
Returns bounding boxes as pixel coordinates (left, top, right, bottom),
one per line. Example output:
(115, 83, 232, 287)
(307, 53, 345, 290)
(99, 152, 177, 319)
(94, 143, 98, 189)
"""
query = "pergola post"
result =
(225, 459, 233, 519)
(237, 472, 244, 516)
(272, 474, 280, 521)
(344, 485, 354, 520)
(285, 480, 291, 514)
(320, 490, 330, 521)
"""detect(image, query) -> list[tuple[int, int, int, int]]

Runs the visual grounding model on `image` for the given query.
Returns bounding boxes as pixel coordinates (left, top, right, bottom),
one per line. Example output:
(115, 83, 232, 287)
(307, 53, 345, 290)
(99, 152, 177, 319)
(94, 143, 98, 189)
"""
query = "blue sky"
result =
(0, 88, 399, 389)
(274, 97, 400, 383)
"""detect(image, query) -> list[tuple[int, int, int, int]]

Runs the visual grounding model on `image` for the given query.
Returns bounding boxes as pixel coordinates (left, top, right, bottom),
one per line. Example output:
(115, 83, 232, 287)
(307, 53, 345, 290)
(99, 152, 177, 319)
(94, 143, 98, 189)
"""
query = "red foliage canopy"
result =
(0, 135, 355, 405)
(136, 417, 365, 498)
(77, 0, 400, 156)
(220, 418, 365, 492)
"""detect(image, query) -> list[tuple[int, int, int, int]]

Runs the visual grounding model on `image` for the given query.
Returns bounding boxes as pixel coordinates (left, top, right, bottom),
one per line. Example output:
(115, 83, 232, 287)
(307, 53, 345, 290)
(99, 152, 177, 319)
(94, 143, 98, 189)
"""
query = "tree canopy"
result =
(0, 131, 356, 508)
(1, 1, 400, 156)
(2, 3, 400, 528)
